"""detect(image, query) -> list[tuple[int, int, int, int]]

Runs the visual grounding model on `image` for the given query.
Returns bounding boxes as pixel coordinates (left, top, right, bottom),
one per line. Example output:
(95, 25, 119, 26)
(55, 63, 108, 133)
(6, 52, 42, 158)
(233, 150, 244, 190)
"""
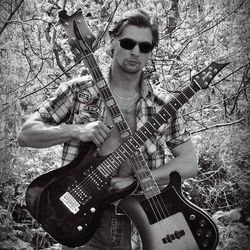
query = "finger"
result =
(99, 122, 112, 134)
(92, 132, 105, 147)
(98, 128, 109, 140)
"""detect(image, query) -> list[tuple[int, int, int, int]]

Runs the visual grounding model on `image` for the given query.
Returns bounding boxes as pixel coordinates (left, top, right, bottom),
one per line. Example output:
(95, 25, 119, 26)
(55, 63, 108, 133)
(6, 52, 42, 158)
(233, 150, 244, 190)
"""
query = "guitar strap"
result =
(59, 9, 160, 198)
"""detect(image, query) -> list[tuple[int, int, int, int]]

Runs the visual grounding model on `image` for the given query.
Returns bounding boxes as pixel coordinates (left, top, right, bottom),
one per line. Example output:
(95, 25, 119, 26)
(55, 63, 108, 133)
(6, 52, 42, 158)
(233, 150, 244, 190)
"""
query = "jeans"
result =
(62, 206, 132, 250)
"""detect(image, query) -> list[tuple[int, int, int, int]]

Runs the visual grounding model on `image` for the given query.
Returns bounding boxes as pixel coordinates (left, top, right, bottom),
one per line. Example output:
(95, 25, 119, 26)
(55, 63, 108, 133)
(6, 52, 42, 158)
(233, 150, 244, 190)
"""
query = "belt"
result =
(107, 204, 126, 216)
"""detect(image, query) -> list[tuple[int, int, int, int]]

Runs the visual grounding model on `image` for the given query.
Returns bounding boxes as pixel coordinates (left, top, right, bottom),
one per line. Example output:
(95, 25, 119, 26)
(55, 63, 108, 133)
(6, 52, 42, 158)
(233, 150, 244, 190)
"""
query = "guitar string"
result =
(134, 155, 171, 232)
(69, 37, 214, 243)
(133, 157, 171, 236)
(70, 83, 193, 187)
(143, 87, 200, 236)
(143, 87, 193, 227)
(131, 155, 166, 223)
(70, 85, 194, 195)
(70, 50, 198, 236)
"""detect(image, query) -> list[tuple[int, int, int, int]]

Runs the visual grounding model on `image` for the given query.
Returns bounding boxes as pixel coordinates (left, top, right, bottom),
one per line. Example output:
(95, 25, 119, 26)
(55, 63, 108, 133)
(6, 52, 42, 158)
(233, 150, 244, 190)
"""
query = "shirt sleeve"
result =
(37, 82, 73, 125)
(165, 112, 190, 149)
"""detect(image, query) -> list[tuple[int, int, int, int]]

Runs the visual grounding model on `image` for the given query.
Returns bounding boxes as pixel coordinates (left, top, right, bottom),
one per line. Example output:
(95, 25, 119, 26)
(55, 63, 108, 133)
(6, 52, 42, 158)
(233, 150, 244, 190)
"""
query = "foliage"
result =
(0, 0, 249, 249)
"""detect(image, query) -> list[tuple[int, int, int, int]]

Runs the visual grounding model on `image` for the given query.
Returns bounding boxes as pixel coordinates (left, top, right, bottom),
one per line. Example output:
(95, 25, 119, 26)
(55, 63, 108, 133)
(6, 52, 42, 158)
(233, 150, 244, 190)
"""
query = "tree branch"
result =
(191, 118, 245, 134)
(0, 0, 25, 36)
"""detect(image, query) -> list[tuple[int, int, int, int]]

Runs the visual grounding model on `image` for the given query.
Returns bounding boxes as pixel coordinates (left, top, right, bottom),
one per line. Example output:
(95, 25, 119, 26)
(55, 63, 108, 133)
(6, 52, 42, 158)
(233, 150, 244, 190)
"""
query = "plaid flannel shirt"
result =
(38, 71, 190, 168)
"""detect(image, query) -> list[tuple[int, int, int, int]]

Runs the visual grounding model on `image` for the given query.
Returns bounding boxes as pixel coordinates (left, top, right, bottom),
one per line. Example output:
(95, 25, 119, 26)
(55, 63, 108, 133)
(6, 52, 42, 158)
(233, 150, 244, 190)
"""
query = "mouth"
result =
(126, 59, 140, 65)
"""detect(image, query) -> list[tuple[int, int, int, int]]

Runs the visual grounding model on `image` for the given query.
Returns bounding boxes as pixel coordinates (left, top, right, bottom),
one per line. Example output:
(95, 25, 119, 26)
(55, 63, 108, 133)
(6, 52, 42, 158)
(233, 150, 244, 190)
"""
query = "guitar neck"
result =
(83, 52, 161, 197)
(62, 16, 228, 200)
(97, 80, 201, 197)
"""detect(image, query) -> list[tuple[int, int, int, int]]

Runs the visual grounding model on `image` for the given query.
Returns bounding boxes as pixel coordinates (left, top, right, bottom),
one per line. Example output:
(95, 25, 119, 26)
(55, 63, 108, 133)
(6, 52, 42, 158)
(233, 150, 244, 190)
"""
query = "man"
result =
(18, 9, 198, 250)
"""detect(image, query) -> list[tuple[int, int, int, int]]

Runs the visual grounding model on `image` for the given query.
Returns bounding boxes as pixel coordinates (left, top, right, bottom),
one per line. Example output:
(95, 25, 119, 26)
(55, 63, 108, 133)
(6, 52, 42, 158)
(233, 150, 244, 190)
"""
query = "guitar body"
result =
(25, 142, 137, 247)
(119, 172, 219, 250)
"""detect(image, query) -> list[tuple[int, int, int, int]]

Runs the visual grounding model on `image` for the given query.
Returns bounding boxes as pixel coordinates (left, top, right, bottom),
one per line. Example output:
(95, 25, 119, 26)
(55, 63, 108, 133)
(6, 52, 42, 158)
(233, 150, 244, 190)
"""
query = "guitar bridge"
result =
(60, 191, 80, 214)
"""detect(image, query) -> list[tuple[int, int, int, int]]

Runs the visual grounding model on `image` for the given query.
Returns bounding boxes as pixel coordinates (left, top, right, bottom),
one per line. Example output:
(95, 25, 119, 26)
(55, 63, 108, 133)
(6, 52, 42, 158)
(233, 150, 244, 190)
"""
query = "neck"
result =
(110, 63, 142, 93)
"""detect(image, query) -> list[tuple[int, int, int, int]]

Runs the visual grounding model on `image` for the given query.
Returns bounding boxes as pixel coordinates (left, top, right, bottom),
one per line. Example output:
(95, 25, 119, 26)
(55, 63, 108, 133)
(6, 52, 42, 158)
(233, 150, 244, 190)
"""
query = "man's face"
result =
(112, 25, 153, 74)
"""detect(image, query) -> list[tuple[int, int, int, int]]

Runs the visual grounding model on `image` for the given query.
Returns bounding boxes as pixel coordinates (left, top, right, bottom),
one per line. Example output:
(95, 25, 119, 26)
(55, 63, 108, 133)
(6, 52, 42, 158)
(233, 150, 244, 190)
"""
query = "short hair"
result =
(109, 9, 159, 48)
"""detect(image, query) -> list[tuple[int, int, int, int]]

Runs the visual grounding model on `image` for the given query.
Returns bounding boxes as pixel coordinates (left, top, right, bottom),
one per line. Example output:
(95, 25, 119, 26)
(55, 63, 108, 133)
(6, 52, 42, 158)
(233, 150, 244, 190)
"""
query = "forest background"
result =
(0, 0, 249, 249)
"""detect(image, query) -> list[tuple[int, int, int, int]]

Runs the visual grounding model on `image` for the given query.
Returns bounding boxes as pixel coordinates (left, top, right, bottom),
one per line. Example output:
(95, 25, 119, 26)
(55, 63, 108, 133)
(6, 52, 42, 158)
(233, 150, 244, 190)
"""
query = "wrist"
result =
(61, 123, 78, 141)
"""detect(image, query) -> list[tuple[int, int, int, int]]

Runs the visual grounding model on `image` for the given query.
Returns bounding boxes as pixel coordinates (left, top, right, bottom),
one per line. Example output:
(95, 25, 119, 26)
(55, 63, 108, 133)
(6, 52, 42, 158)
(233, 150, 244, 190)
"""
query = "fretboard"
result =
(96, 80, 201, 198)
(70, 19, 227, 199)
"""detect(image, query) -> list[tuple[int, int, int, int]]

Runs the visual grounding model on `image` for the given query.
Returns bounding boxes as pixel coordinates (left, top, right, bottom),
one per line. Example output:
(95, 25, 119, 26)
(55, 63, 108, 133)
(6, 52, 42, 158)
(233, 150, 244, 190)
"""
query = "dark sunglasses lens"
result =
(139, 43, 153, 53)
(119, 38, 153, 53)
(120, 39, 136, 50)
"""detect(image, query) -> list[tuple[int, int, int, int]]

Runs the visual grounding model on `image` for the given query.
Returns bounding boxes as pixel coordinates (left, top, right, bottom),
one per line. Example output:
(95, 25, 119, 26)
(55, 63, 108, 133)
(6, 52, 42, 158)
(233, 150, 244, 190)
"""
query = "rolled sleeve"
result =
(37, 83, 73, 125)
(165, 113, 190, 149)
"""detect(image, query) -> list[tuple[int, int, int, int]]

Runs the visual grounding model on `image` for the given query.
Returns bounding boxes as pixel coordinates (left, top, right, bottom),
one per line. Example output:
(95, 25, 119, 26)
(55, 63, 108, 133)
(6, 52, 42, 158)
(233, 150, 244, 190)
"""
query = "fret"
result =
(113, 149, 127, 162)
(106, 98, 116, 108)
(192, 79, 202, 90)
(173, 97, 183, 108)
(84, 54, 97, 69)
(170, 98, 182, 110)
(154, 112, 167, 124)
(112, 151, 124, 164)
(165, 102, 177, 115)
(96, 79, 106, 88)
(101, 161, 113, 175)
(183, 88, 194, 99)
(145, 185, 159, 193)
(93, 75, 104, 83)
(108, 105, 120, 117)
(122, 141, 136, 155)
(140, 177, 155, 188)
(113, 115, 124, 124)
(107, 156, 119, 171)
(126, 137, 140, 151)
(151, 116, 161, 127)
(118, 145, 131, 158)
(134, 154, 145, 162)
(178, 91, 189, 104)
(133, 159, 148, 171)
(90, 66, 103, 80)
(100, 86, 113, 100)
(133, 132, 146, 146)
(158, 109, 170, 122)
(168, 102, 178, 113)
(145, 121, 158, 135)
(136, 126, 153, 142)
(98, 164, 110, 178)
(187, 85, 197, 95)
(137, 170, 153, 180)
(161, 107, 172, 118)
(120, 130, 131, 139)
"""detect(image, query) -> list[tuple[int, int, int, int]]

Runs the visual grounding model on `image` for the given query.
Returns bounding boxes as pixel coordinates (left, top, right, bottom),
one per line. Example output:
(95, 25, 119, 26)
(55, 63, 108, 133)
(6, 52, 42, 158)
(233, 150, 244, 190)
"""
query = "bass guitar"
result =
(25, 9, 229, 249)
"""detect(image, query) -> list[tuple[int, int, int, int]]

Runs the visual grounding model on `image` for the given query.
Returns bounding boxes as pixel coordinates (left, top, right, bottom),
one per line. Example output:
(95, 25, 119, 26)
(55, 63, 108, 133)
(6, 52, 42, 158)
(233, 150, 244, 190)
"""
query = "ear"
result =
(106, 48, 114, 58)
(107, 38, 117, 58)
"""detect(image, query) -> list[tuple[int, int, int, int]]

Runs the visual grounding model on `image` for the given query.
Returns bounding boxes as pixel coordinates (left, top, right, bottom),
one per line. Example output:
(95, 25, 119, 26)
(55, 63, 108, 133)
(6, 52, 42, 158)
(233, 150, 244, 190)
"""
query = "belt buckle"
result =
(114, 205, 124, 216)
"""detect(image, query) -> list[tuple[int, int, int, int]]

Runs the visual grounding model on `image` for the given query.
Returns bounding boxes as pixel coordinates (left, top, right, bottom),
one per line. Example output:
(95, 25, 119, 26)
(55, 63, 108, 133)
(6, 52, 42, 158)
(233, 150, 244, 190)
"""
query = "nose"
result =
(131, 44, 140, 56)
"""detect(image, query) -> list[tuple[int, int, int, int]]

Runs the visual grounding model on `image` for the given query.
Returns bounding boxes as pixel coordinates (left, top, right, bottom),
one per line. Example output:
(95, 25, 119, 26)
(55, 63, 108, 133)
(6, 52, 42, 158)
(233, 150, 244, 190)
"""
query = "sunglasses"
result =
(116, 37, 154, 53)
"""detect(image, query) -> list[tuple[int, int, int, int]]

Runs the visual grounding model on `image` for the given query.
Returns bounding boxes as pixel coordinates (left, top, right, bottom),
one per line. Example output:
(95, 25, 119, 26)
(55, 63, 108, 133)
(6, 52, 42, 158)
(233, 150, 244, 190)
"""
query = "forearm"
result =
(152, 155, 198, 186)
(17, 122, 74, 148)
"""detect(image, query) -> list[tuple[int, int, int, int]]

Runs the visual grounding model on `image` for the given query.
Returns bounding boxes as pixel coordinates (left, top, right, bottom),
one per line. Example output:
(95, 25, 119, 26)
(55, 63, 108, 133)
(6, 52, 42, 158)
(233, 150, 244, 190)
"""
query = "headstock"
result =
(191, 62, 230, 89)
(59, 9, 96, 57)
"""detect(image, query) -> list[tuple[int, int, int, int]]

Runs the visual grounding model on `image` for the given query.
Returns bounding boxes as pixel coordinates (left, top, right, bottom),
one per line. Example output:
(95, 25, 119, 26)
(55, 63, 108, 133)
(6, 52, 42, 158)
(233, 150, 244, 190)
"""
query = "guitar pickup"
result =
(60, 191, 80, 214)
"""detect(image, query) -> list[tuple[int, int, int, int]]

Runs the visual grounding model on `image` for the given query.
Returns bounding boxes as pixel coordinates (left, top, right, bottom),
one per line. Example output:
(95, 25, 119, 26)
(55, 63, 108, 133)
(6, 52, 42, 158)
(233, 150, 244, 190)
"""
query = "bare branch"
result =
(0, 0, 25, 36)
(191, 118, 245, 134)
